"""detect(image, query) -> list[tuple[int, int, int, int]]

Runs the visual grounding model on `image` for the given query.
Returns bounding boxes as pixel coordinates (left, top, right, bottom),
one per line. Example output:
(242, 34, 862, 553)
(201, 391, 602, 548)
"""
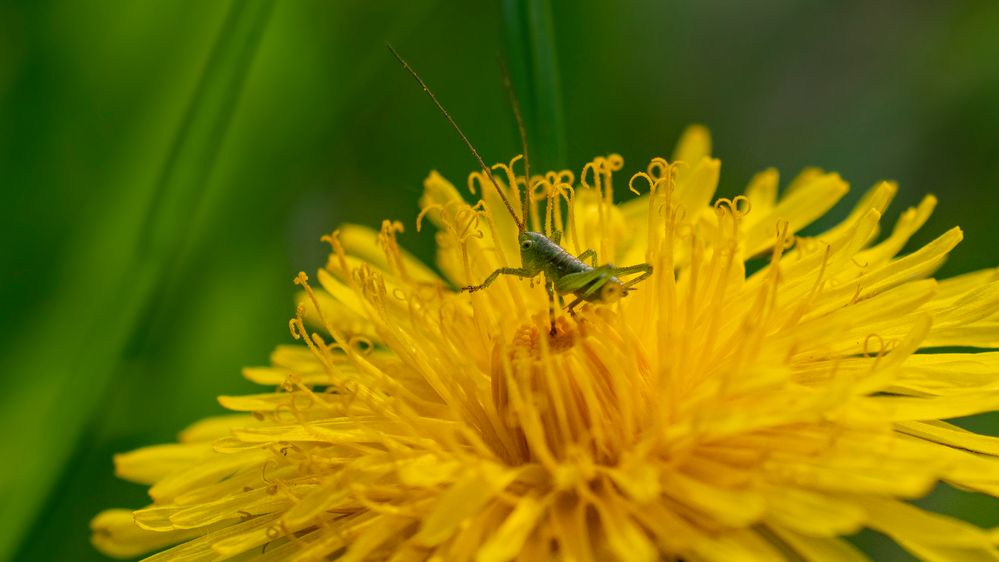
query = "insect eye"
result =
(521, 240, 532, 249)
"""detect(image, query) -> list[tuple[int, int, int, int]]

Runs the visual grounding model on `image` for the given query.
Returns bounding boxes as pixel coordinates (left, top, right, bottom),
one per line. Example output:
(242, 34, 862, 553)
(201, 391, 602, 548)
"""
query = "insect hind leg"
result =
(566, 297, 585, 316)
(612, 263, 654, 289)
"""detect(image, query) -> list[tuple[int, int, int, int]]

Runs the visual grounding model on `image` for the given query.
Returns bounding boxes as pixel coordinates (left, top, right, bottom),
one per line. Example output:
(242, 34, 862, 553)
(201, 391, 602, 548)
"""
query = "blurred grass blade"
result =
(141, 2, 273, 262)
(0, 1, 274, 559)
(501, 0, 567, 170)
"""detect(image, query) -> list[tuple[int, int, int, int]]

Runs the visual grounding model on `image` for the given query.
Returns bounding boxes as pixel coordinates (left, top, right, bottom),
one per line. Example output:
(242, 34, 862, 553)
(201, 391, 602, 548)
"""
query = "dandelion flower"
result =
(93, 127, 999, 561)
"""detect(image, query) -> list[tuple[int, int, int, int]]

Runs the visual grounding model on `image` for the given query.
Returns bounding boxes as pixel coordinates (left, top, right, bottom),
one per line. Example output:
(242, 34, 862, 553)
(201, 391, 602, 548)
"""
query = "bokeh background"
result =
(2, 1, 999, 560)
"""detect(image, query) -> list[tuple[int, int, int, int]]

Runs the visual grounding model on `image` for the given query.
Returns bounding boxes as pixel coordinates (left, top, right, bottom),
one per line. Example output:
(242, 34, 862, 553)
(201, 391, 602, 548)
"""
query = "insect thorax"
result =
(519, 231, 586, 278)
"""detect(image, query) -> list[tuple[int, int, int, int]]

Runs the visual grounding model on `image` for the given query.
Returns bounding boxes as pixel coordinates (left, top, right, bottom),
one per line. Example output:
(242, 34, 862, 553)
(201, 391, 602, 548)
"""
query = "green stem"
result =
(501, 0, 568, 171)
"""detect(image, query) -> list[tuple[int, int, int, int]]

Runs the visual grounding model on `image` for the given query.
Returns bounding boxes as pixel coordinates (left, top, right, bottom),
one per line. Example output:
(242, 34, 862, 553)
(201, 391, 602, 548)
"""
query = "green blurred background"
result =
(2, 1, 998, 560)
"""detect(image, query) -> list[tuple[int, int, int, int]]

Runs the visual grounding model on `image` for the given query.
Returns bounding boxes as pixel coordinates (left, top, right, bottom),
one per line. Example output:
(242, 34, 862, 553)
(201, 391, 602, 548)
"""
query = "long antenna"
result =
(387, 43, 525, 232)
(497, 56, 531, 227)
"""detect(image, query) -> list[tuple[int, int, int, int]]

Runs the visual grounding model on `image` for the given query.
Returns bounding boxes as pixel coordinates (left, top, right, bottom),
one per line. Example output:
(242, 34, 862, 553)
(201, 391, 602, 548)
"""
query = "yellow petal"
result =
(626, 499, 699, 553)
(763, 486, 865, 537)
(896, 541, 999, 562)
(167, 486, 297, 530)
(926, 279, 999, 348)
(672, 124, 712, 165)
(688, 529, 786, 562)
(936, 267, 999, 304)
(743, 168, 778, 215)
(475, 496, 545, 562)
(113, 443, 210, 486)
(595, 493, 657, 562)
(339, 515, 415, 562)
(897, 420, 999, 455)
(819, 181, 896, 244)
(872, 391, 999, 421)
(242, 365, 330, 386)
(550, 499, 597, 562)
(853, 194, 936, 267)
(316, 268, 370, 319)
(396, 454, 460, 488)
(294, 288, 377, 341)
(854, 226, 960, 297)
(894, 352, 999, 395)
(764, 456, 935, 498)
(602, 457, 662, 503)
(143, 513, 281, 562)
(210, 514, 288, 557)
(178, 414, 256, 442)
(148, 449, 268, 503)
(337, 223, 439, 284)
(280, 473, 354, 528)
(218, 393, 298, 412)
(661, 470, 765, 527)
(413, 465, 517, 547)
(858, 495, 995, 548)
(91, 509, 198, 559)
(768, 526, 869, 562)
(784, 167, 827, 195)
(676, 157, 720, 221)
(743, 172, 849, 257)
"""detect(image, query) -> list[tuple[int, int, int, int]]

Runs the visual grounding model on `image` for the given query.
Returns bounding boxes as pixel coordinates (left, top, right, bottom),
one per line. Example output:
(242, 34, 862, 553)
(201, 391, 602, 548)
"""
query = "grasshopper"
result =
(388, 44, 652, 333)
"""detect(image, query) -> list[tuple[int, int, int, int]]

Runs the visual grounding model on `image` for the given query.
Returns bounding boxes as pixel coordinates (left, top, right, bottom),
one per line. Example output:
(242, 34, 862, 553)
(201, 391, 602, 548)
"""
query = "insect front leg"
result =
(462, 267, 536, 292)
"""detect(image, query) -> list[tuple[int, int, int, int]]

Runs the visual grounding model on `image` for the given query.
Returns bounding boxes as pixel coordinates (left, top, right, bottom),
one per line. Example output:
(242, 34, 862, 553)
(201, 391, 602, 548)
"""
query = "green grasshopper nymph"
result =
(387, 44, 653, 333)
